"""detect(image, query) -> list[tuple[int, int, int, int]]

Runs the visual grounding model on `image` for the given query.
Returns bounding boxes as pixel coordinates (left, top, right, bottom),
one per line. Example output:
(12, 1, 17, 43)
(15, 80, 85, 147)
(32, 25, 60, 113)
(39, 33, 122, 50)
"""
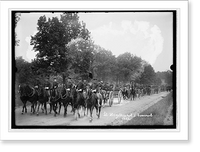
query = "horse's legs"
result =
(21, 102, 25, 114)
(41, 103, 44, 113)
(74, 108, 78, 120)
(78, 106, 81, 118)
(49, 104, 51, 114)
(89, 106, 93, 122)
(25, 103, 28, 113)
(31, 103, 35, 114)
(63, 103, 67, 117)
(37, 102, 40, 116)
(57, 102, 61, 115)
(44, 102, 47, 115)
(53, 103, 57, 117)
(98, 106, 101, 119)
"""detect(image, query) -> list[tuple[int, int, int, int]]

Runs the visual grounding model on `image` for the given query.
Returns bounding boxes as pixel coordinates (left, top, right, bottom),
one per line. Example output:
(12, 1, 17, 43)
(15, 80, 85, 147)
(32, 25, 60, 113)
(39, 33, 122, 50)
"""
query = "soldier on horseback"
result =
(91, 78, 99, 93)
(34, 78, 40, 89)
(52, 77, 58, 89)
(91, 78, 102, 107)
(65, 77, 73, 92)
(44, 77, 51, 102)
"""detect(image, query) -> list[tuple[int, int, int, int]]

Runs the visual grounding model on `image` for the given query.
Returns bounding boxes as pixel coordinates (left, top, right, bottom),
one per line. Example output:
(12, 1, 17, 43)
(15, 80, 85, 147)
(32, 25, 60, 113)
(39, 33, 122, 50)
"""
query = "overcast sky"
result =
(15, 12, 173, 72)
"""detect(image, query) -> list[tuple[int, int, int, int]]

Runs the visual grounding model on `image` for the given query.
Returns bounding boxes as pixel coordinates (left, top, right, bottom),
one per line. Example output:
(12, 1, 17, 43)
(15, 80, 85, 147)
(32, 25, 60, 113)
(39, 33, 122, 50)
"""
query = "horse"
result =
(50, 87, 61, 117)
(129, 87, 136, 101)
(35, 86, 49, 116)
(58, 85, 74, 117)
(74, 89, 86, 120)
(99, 89, 107, 107)
(121, 87, 128, 100)
(18, 84, 38, 114)
(85, 89, 102, 122)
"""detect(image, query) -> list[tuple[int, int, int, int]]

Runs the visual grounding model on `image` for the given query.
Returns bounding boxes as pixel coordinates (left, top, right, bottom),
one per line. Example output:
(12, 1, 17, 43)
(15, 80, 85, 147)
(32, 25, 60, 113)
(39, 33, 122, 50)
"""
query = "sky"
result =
(15, 12, 173, 72)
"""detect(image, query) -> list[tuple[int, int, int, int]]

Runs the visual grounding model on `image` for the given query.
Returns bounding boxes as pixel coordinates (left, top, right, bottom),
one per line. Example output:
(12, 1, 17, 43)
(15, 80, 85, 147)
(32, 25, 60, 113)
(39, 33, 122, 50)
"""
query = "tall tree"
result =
(30, 13, 90, 83)
(67, 38, 94, 80)
(139, 64, 156, 85)
(116, 52, 142, 83)
(93, 46, 116, 81)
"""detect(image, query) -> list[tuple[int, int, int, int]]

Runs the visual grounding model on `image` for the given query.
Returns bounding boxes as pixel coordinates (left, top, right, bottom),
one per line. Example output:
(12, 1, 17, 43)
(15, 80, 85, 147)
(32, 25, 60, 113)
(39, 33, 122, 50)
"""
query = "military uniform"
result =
(77, 80, 84, 93)
(52, 79, 58, 89)
(83, 80, 87, 91)
(44, 80, 51, 90)
(91, 81, 99, 93)
(66, 80, 73, 90)
(34, 79, 40, 89)
(44, 79, 51, 99)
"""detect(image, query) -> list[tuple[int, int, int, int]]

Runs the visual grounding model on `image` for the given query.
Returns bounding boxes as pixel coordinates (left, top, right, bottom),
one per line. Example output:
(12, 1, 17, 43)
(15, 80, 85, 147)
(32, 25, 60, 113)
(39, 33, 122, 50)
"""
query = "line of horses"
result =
(119, 85, 162, 101)
(18, 84, 113, 122)
(17, 83, 170, 122)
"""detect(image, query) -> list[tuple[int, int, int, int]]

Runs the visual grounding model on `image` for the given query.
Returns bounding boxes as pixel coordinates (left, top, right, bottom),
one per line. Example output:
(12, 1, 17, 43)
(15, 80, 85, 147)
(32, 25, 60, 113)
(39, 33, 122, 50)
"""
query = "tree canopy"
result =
(16, 12, 172, 87)
(30, 13, 91, 82)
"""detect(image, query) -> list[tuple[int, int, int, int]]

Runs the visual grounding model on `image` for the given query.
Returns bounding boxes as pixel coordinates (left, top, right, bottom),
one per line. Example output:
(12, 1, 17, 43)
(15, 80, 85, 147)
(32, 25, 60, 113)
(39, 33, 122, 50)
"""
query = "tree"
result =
(156, 70, 173, 86)
(67, 37, 94, 80)
(139, 64, 156, 85)
(14, 13, 21, 46)
(30, 13, 91, 83)
(15, 57, 34, 84)
(116, 52, 143, 83)
(92, 46, 116, 81)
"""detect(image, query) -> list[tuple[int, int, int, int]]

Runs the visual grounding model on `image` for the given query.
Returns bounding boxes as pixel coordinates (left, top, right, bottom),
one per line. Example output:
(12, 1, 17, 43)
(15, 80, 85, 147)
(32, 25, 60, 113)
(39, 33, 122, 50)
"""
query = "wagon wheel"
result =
(118, 90, 122, 104)
(109, 91, 114, 107)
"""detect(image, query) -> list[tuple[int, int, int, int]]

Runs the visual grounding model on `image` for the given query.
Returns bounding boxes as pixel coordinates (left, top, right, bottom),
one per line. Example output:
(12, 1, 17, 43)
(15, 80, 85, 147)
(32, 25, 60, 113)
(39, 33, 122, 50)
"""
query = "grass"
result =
(124, 92, 173, 125)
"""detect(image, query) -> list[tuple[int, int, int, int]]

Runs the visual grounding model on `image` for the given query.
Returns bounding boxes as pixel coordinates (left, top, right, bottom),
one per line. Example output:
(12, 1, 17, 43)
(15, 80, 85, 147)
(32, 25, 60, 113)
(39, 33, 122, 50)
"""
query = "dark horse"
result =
(74, 89, 86, 120)
(36, 86, 49, 116)
(129, 86, 136, 101)
(58, 85, 75, 117)
(85, 90, 102, 122)
(18, 84, 38, 114)
(50, 87, 61, 117)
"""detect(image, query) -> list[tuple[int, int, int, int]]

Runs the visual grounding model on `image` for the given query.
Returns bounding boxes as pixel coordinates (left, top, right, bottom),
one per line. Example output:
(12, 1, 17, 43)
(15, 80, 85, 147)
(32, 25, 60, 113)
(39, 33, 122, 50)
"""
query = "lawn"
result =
(124, 92, 173, 125)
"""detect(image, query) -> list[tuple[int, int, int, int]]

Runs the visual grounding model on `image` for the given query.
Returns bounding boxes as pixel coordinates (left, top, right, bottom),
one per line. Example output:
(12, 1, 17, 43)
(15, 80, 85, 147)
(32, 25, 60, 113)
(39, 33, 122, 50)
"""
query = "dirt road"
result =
(15, 92, 169, 126)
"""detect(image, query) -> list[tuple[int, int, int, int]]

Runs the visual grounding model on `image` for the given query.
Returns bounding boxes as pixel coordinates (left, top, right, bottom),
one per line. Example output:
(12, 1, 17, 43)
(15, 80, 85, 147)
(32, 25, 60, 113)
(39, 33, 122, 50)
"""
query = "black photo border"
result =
(11, 10, 177, 130)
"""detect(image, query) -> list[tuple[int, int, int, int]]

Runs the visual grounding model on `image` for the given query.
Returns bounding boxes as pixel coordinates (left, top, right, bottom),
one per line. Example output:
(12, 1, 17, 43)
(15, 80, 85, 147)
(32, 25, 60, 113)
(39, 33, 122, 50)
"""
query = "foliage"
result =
(30, 13, 91, 82)
(156, 71, 173, 86)
(15, 57, 34, 84)
(66, 38, 94, 80)
(15, 13, 21, 46)
(116, 52, 143, 83)
(93, 45, 116, 81)
(139, 64, 156, 85)
(17, 12, 172, 87)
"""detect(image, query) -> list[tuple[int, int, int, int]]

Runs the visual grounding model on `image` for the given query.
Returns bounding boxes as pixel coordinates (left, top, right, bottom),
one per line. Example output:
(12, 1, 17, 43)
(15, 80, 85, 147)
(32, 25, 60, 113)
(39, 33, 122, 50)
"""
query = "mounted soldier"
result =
(65, 77, 73, 92)
(76, 77, 84, 93)
(44, 77, 51, 102)
(34, 78, 40, 89)
(91, 78, 99, 93)
(52, 77, 58, 89)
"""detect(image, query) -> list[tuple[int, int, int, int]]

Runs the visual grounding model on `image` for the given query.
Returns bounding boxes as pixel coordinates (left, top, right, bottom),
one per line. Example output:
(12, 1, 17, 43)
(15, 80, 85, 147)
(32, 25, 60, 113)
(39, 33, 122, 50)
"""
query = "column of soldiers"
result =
(33, 76, 115, 101)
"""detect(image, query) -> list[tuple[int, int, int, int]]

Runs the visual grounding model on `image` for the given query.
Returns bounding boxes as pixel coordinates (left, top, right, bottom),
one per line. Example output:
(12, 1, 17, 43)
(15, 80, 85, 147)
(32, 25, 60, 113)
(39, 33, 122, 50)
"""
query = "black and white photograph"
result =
(13, 11, 175, 129)
(0, 0, 191, 143)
